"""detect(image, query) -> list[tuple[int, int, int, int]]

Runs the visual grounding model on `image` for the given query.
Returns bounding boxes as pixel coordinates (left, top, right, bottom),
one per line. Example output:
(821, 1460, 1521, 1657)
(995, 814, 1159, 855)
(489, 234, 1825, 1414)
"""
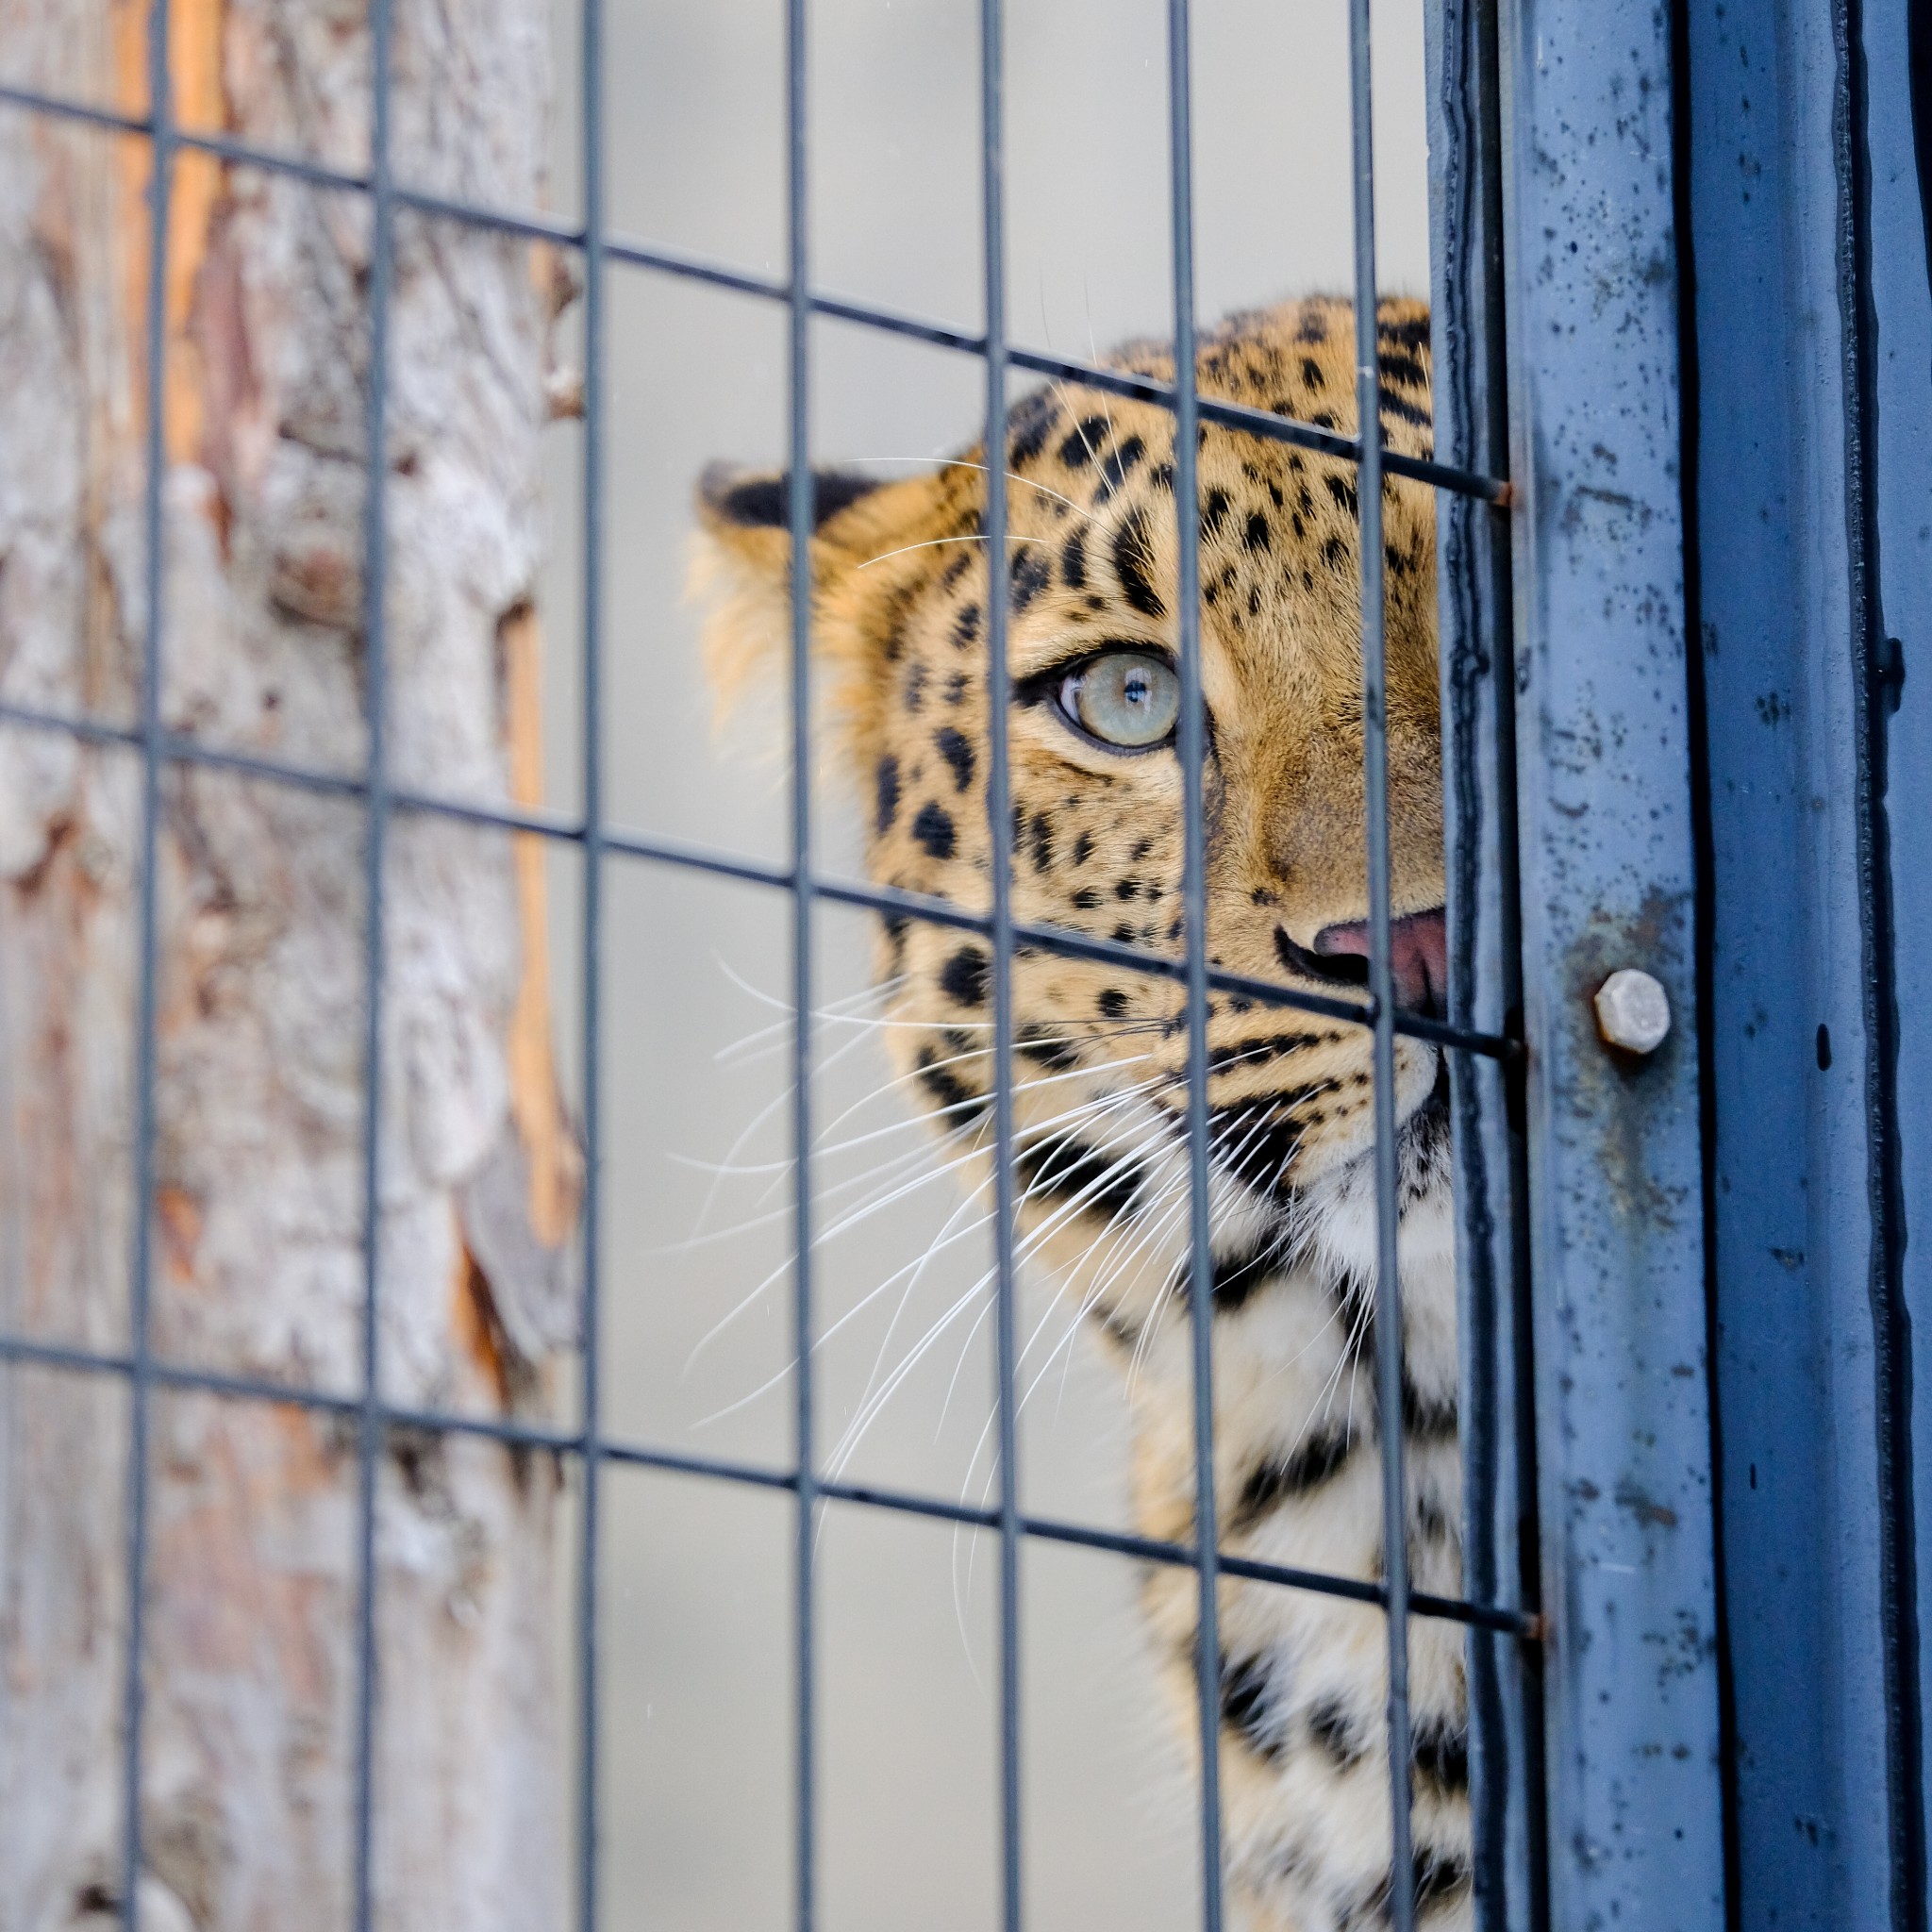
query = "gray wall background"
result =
(531, 6, 1432, 1924)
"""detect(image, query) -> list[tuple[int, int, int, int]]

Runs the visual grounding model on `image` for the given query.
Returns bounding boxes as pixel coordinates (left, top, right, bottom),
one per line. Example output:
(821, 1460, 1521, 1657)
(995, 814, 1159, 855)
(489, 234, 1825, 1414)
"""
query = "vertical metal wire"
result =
(118, 0, 175, 1921)
(349, 0, 398, 1924)
(784, 6, 819, 1928)
(976, 5, 1024, 1928)
(1164, 5, 1223, 1926)
(575, 0, 608, 1918)
(1348, 4, 1415, 1927)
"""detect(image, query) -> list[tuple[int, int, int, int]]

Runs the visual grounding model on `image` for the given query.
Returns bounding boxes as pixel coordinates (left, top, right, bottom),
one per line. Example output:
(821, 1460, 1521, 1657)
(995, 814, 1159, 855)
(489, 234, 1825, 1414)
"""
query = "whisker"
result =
(841, 455, 1100, 527)
(857, 535, 1035, 571)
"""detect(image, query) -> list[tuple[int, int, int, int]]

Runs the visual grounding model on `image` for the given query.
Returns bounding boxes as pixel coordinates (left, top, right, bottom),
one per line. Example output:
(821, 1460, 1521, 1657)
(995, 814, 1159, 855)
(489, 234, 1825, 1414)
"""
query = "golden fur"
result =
(691, 297, 1467, 1930)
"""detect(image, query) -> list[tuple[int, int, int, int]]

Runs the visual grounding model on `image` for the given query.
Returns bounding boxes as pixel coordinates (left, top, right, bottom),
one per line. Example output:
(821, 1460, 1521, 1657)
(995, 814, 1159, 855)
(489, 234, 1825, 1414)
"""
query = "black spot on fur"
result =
(1307, 1698, 1362, 1766)
(944, 671, 971, 705)
(1220, 1652, 1282, 1760)
(1297, 308, 1328, 343)
(1209, 1093, 1325, 1197)
(912, 801, 957, 859)
(1071, 886, 1103, 910)
(1412, 1719, 1469, 1793)
(1191, 1241, 1281, 1313)
(706, 465, 882, 530)
(874, 756, 901, 834)
(1379, 348, 1426, 391)
(1060, 528, 1088, 590)
(1111, 509, 1166, 618)
(1110, 922, 1137, 945)
(1200, 488, 1232, 539)
(902, 661, 929, 712)
(1208, 1032, 1325, 1074)
(953, 603, 981, 650)
(1402, 1374, 1459, 1439)
(1324, 474, 1360, 519)
(940, 946, 988, 1007)
(934, 726, 975, 791)
(1321, 534, 1351, 573)
(1149, 462, 1175, 491)
(1299, 356, 1324, 390)
(1017, 1136, 1141, 1220)
(1058, 416, 1108, 470)
(1242, 511, 1272, 554)
(1378, 309, 1431, 349)
(1414, 1846, 1473, 1909)
(1231, 1425, 1354, 1529)
(914, 1045, 988, 1128)
(1030, 810, 1055, 872)
(1006, 389, 1058, 467)
(1093, 434, 1146, 504)
(1017, 1025, 1081, 1072)
(1070, 830, 1094, 867)
(1097, 988, 1129, 1020)
(1009, 545, 1051, 610)
(1381, 389, 1432, 429)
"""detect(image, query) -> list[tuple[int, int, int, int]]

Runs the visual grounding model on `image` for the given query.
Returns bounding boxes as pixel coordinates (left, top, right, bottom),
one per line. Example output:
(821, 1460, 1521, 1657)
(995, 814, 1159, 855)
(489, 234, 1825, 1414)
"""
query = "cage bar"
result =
(1342, 5, 1418, 1929)
(1158, 3, 1226, 1925)
(575, 0, 609, 1920)
(117, 0, 176, 1922)
(347, 0, 399, 1924)
(974, 3, 1027, 1928)
(782, 4, 819, 1926)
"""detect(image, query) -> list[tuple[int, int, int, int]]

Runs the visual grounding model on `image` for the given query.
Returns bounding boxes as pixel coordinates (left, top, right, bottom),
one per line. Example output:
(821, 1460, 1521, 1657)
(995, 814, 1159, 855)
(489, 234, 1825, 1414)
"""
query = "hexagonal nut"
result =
(1593, 968, 1671, 1056)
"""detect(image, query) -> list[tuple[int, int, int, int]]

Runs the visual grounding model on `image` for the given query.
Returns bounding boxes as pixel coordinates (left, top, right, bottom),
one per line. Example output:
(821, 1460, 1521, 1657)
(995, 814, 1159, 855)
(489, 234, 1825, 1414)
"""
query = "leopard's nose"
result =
(1275, 908, 1448, 1019)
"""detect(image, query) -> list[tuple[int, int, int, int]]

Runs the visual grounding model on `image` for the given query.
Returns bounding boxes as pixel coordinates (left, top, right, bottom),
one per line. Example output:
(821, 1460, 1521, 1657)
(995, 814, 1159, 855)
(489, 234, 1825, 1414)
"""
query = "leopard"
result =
(690, 295, 1464, 1930)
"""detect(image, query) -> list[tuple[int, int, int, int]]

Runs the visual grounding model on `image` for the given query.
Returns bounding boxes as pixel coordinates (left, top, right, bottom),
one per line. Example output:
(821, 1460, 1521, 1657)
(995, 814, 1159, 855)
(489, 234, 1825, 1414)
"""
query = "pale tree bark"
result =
(0, 2, 580, 1928)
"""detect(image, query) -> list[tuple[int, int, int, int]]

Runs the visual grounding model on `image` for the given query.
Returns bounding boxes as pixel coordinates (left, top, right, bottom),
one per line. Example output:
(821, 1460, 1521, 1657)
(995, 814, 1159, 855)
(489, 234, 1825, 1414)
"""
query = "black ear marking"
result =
(700, 462, 884, 532)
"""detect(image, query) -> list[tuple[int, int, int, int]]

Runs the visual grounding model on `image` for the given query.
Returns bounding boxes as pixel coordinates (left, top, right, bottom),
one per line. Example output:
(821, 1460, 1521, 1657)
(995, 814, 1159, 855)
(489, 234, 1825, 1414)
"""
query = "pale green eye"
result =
(1060, 650, 1180, 750)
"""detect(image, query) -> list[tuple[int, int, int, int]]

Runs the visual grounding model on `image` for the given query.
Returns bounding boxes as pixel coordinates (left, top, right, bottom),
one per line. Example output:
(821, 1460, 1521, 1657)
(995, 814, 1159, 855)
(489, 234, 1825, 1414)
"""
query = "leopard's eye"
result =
(1058, 650, 1179, 750)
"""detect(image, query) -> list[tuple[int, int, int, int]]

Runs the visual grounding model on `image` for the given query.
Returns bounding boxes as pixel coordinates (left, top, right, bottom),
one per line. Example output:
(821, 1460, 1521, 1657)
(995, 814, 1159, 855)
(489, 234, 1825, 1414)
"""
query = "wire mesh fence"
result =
(0, 1, 1541, 1927)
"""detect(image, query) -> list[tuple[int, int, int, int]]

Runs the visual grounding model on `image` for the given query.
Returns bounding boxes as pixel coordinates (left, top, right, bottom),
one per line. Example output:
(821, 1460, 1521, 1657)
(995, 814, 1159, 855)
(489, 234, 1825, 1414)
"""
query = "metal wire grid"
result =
(0, 2, 1536, 1929)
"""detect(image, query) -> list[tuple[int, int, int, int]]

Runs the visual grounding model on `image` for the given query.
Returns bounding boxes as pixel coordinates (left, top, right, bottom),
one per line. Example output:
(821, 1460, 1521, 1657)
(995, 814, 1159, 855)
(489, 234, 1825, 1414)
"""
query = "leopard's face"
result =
(693, 297, 1445, 1336)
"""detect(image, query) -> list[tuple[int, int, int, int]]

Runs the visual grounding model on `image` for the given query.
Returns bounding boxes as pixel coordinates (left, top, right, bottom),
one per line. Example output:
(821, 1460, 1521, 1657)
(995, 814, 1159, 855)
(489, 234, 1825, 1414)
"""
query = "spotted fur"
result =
(691, 297, 1464, 1930)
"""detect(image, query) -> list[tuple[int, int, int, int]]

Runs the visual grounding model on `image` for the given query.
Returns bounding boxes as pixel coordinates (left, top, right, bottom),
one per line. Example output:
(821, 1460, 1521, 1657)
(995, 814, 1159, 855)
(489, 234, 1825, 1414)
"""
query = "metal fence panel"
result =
(0, 1, 1766, 1926)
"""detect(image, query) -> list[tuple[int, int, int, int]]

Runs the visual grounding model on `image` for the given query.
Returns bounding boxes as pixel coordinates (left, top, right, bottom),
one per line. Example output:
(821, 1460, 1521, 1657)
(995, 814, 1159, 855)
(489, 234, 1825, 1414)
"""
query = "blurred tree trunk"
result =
(0, 2, 581, 1928)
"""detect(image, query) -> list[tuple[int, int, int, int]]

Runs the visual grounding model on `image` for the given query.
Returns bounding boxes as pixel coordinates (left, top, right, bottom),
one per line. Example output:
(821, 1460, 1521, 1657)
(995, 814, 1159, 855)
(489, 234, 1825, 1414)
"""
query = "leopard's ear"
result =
(687, 460, 953, 742)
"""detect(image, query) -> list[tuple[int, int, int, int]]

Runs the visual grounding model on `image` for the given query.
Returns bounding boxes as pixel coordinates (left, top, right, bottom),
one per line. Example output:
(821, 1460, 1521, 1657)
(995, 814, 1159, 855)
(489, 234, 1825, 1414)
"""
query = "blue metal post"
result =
(1498, 3, 1727, 1923)
(1684, 0, 1932, 1921)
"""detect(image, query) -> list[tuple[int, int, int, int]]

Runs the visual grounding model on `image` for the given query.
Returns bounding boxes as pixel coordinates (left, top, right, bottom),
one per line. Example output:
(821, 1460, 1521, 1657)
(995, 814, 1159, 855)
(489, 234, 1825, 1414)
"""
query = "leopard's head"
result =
(691, 297, 1445, 1337)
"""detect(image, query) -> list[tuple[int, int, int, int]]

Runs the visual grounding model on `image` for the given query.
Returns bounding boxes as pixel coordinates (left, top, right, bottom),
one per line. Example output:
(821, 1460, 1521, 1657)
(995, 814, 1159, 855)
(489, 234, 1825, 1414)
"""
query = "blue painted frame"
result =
(1682, 0, 1932, 1924)
(1490, 4, 1730, 1925)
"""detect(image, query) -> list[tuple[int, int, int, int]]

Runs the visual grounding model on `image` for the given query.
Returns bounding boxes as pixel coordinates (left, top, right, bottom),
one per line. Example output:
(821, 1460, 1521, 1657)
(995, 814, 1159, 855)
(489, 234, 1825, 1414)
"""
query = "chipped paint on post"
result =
(1499, 3, 1727, 1924)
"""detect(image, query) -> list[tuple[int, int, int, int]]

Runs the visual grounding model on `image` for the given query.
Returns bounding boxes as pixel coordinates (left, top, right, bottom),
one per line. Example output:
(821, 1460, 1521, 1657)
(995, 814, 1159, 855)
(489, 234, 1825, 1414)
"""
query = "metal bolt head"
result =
(1594, 968, 1671, 1056)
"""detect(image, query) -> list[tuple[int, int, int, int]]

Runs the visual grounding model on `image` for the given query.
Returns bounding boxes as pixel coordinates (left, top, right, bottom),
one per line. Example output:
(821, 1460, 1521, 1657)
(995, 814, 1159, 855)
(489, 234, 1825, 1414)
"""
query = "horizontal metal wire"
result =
(0, 79, 1509, 507)
(0, 697, 1519, 1060)
(0, 1328, 1534, 1637)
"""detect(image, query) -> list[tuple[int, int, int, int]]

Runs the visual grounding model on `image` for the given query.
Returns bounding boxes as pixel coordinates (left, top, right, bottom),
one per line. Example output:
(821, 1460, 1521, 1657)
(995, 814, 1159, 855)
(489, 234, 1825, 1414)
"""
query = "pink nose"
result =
(1311, 907, 1448, 1018)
